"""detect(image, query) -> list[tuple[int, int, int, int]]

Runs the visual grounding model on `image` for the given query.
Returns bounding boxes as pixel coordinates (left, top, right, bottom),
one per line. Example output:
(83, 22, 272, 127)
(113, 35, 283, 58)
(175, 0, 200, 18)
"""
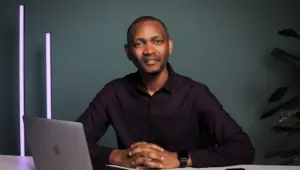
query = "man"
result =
(76, 16, 255, 169)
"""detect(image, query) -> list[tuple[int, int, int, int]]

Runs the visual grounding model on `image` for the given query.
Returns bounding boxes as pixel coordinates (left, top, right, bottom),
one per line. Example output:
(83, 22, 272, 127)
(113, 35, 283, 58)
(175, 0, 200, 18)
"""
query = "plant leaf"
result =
(268, 86, 290, 103)
(271, 48, 300, 69)
(271, 125, 300, 136)
(278, 103, 300, 123)
(296, 112, 300, 119)
(264, 147, 300, 159)
(260, 96, 298, 119)
(278, 29, 300, 39)
(280, 158, 296, 165)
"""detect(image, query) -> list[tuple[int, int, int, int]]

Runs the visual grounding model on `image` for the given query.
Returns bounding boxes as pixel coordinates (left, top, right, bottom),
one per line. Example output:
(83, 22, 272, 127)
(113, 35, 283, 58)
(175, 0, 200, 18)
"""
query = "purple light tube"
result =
(46, 33, 52, 119)
(19, 4, 25, 156)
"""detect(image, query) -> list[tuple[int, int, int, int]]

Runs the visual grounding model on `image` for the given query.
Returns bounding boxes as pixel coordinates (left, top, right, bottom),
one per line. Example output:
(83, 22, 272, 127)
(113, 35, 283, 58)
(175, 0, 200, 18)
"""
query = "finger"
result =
(134, 143, 164, 152)
(132, 157, 152, 167)
(141, 151, 164, 162)
(136, 166, 147, 170)
(147, 143, 164, 152)
(129, 144, 148, 156)
(128, 147, 142, 156)
(131, 143, 164, 153)
(131, 141, 147, 148)
(143, 160, 163, 169)
(130, 147, 160, 156)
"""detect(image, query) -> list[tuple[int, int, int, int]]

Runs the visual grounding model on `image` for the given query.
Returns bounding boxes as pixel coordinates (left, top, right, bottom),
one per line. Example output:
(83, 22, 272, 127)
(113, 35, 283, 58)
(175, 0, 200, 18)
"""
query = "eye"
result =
(133, 42, 143, 48)
(154, 40, 163, 44)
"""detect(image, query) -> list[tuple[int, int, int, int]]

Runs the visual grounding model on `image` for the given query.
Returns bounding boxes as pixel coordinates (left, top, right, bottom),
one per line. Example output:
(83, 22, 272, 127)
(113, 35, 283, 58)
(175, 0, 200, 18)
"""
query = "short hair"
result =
(126, 16, 169, 44)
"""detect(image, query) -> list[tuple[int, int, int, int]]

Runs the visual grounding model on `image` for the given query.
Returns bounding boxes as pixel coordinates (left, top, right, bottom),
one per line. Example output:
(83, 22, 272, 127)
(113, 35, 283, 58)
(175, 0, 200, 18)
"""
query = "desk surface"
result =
(0, 155, 34, 170)
(0, 155, 299, 170)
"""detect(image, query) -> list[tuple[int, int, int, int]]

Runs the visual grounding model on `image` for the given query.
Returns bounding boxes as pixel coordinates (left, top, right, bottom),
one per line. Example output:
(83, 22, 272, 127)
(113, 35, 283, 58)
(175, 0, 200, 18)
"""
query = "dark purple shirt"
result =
(76, 63, 254, 168)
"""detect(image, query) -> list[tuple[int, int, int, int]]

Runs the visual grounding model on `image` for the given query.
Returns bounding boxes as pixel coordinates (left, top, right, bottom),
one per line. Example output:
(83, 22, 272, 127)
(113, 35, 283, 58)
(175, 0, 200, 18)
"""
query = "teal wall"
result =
(1, 0, 300, 164)
(0, 0, 19, 155)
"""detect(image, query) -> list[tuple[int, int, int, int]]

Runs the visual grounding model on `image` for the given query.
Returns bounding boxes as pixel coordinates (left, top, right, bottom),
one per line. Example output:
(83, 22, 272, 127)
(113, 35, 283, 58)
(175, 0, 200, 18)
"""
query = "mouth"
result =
(143, 59, 160, 66)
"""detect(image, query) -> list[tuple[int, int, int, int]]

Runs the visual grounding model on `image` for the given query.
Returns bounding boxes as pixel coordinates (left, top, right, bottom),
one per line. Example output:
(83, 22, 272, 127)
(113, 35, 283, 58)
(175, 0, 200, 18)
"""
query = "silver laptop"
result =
(23, 116, 93, 170)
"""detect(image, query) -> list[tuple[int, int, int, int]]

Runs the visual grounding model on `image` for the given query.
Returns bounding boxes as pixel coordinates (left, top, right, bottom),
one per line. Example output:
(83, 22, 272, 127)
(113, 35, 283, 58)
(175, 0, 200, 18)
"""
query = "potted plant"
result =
(260, 29, 300, 165)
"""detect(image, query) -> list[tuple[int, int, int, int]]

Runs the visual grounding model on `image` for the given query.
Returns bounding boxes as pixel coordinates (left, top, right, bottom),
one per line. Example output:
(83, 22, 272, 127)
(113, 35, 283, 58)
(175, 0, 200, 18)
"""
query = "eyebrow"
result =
(134, 36, 163, 42)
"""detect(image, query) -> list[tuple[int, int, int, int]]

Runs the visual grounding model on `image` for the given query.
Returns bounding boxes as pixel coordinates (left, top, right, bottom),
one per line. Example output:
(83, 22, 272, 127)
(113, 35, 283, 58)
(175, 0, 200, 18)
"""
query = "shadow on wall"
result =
(0, 23, 19, 155)
(34, 45, 46, 117)
(24, 45, 47, 156)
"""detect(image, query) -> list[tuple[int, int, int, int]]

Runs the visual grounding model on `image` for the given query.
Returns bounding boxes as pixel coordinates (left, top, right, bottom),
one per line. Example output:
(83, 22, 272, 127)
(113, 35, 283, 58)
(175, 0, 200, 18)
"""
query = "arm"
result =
(76, 85, 115, 166)
(188, 84, 255, 168)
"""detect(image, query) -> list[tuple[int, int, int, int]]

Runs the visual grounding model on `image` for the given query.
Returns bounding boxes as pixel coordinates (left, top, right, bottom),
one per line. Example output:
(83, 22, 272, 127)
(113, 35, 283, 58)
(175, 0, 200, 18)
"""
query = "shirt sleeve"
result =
(76, 84, 115, 167)
(189, 83, 255, 168)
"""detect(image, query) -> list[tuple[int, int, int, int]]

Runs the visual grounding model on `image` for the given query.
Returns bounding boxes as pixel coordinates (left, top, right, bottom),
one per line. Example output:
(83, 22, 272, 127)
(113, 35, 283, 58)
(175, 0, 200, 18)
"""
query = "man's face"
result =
(125, 20, 173, 74)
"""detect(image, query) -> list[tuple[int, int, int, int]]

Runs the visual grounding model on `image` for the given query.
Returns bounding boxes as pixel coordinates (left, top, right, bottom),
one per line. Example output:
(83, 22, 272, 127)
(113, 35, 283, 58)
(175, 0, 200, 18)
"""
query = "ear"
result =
(168, 38, 173, 55)
(124, 44, 131, 61)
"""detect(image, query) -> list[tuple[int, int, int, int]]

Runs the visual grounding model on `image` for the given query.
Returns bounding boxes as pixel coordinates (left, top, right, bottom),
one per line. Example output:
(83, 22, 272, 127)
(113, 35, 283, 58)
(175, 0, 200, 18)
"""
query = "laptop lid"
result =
(23, 116, 93, 170)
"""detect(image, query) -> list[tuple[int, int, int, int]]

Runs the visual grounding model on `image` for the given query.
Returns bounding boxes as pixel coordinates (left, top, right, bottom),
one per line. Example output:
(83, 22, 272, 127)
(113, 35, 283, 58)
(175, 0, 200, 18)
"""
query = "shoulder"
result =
(173, 72, 209, 92)
(173, 72, 219, 103)
(174, 74, 223, 113)
(93, 73, 134, 100)
(104, 72, 136, 89)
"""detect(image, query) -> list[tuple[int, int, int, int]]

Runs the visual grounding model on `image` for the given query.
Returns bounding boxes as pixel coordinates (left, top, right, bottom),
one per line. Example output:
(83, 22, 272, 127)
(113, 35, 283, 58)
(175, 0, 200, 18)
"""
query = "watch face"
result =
(178, 151, 188, 168)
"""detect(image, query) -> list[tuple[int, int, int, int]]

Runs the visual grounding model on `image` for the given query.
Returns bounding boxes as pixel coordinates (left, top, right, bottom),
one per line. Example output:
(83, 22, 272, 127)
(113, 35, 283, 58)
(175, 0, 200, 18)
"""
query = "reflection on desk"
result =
(0, 155, 299, 170)
(0, 155, 34, 170)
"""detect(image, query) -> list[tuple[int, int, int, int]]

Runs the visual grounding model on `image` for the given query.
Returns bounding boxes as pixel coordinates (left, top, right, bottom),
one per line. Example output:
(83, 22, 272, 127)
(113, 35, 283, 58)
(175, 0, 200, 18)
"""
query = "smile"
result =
(144, 59, 159, 65)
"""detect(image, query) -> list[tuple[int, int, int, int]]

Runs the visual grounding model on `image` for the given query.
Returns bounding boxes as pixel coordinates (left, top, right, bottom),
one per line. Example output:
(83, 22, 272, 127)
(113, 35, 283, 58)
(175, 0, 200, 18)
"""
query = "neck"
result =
(139, 66, 169, 95)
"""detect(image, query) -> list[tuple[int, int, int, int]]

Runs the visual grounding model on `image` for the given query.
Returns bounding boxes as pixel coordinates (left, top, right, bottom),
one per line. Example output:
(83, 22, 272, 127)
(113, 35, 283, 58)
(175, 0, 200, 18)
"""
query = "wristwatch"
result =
(177, 150, 189, 168)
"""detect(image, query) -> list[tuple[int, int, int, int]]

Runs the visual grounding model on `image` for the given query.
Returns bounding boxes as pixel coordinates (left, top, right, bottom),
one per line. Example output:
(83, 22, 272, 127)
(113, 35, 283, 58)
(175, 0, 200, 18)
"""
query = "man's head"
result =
(125, 16, 173, 75)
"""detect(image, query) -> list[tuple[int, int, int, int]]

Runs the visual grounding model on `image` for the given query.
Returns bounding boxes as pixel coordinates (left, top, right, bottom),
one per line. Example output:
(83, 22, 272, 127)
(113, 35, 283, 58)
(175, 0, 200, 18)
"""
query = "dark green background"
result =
(1, 0, 300, 164)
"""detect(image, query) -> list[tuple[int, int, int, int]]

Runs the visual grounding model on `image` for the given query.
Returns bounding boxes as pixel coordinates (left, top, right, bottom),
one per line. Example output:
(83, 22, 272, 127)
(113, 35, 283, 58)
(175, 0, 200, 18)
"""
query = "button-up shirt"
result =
(76, 63, 254, 168)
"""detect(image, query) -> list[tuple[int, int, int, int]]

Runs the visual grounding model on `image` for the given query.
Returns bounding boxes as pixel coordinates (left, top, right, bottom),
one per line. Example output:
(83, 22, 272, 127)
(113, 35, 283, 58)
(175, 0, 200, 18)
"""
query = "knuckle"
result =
(149, 152, 156, 159)
(132, 147, 140, 154)
(135, 157, 141, 163)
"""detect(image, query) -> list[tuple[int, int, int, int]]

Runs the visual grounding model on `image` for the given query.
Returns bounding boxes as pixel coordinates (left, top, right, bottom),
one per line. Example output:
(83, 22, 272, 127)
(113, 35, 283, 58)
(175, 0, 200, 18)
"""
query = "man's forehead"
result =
(131, 20, 166, 38)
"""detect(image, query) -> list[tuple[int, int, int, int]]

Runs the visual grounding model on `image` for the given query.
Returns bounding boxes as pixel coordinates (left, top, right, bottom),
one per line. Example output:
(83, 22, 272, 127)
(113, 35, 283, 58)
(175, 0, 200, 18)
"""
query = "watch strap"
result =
(177, 151, 189, 168)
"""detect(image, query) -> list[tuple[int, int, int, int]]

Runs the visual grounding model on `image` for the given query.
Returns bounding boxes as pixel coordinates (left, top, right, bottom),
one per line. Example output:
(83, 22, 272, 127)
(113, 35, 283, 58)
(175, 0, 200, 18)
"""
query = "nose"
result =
(143, 43, 155, 55)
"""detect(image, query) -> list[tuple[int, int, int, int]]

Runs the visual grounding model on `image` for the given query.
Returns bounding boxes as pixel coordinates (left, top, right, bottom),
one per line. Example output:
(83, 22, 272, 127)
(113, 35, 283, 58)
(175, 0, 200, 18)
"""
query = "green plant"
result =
(260, 29, 300, 165)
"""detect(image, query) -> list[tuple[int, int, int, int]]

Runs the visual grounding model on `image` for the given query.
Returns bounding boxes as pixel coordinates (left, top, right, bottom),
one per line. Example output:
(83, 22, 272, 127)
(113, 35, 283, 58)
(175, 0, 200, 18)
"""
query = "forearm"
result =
(88, 143, 115, 166)
(109, 149, 124, 165)
(188, 134, 254, 168)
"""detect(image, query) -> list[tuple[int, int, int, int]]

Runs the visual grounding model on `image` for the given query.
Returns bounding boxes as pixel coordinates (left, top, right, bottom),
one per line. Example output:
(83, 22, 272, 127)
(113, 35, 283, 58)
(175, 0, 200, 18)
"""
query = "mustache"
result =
(142, 55, 160, 61)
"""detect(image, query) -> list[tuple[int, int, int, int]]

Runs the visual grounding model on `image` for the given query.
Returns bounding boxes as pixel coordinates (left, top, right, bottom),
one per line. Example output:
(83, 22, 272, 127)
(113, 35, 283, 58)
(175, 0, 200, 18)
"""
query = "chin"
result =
(146, 70, 161, 76)
(142, 66, 162, 75)
(135, 61, 167, 75)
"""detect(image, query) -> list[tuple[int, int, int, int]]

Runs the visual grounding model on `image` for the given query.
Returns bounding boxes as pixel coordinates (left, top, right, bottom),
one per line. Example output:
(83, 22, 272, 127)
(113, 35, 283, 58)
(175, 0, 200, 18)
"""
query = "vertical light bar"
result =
(46, 33, 52, 119)
(19, 4, 25, 156)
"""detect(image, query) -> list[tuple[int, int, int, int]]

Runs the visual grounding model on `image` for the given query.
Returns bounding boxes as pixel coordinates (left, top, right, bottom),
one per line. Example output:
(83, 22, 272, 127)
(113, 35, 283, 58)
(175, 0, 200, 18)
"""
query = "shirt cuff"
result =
(189, 149, 214, 168)
(90, 145, 115, 167)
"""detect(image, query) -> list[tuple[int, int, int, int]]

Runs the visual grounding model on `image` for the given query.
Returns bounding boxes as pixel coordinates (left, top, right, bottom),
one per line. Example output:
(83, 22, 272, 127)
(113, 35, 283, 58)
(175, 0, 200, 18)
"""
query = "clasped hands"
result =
(110, 141, 180, 169)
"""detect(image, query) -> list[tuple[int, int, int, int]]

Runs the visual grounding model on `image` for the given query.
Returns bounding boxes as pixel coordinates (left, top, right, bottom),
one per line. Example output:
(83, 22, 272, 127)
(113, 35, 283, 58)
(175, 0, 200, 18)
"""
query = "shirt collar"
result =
(129, 62, 176, 94)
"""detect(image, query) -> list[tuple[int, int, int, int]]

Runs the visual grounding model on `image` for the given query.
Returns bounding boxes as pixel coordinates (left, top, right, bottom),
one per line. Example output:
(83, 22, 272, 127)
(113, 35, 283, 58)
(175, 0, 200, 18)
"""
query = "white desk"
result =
(0, 155, 34, 170)
(0, 155, 299, 170)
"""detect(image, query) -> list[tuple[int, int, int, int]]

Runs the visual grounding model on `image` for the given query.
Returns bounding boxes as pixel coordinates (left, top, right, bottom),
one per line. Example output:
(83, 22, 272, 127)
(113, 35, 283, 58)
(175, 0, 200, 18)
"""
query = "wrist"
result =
(109, 149, 123, 165)
(172, 152, 180, 168)
(177, 151, 189, 168)
(187, 156, 192, 167)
